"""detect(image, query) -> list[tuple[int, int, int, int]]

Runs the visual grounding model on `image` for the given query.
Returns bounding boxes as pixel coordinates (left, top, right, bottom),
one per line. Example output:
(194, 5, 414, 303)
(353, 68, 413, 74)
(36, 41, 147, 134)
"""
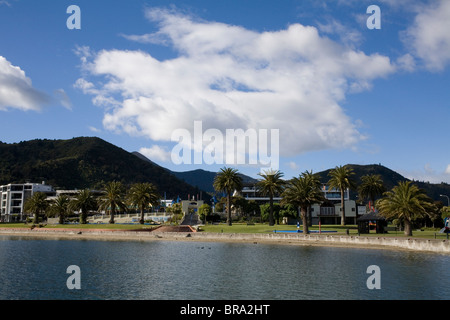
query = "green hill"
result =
(0, 137, 205, 200)
(1, 138, 448, 204)
(315, 164, 450, 202)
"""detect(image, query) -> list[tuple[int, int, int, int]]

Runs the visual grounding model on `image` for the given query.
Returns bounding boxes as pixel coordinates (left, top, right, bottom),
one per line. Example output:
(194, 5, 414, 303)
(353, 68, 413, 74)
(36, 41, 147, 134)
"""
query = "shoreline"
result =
(0, 227, 448, 254)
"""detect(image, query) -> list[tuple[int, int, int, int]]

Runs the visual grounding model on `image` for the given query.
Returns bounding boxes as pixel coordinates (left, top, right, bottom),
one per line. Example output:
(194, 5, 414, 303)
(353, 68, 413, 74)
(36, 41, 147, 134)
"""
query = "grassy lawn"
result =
(0, 222, 448, 240)
(199, 223, 448, 240)
(0, 223, 154, 230)
(200, 223, 363, 234)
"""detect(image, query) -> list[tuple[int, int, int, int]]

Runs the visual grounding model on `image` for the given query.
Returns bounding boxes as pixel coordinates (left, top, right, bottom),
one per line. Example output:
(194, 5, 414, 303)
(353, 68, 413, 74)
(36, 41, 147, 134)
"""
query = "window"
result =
(320, 207, 335, 216)
(12, 200, 22, 207)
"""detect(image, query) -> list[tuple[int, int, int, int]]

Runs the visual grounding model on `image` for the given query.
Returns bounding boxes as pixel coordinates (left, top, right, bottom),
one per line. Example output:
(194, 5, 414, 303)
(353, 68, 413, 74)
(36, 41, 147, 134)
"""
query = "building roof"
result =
(357, 210, 386, 221)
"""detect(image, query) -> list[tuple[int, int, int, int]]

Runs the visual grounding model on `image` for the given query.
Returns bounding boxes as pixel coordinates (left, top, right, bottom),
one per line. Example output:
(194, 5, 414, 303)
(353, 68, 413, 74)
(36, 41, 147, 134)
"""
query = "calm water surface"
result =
(0, 235, 448, 300)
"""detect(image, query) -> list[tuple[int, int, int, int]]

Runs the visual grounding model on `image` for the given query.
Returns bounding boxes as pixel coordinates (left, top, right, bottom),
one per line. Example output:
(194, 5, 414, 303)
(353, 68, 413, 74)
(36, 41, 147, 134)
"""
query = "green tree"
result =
(70, 189, 98, 224)
(441, 206, 450, 220)
(256, 169, 286, 226)
(24, 192, 49, 224)
(279, 203, 298, 222)
(328, 165, 356, 226)
(215, 197, 225, 213)
(198, 203, 212, 224)
(281, 171, 324, 234)
(260, 203, 281, 223)
(213, 167, 243, 226)
(128, 182, 160, 224)
(231, 196, 247, 219)
(243, 200, 260, 218)
(49, 194, 70, 224)
(358, 174, 385, 211)
(167, 203, 183, 224)
(98, 181, 128, 224)
(303, 170, 320, 226)
(376, 181, 436, 236)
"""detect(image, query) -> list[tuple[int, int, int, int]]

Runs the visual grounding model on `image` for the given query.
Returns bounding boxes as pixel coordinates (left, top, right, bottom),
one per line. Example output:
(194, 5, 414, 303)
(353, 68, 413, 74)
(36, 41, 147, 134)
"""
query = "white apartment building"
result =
(0, 182, 55, 222)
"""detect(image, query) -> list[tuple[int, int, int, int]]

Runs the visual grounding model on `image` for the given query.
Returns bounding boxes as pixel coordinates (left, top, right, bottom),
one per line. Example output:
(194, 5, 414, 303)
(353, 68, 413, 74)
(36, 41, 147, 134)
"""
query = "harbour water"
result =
(0, 235, 448, 300)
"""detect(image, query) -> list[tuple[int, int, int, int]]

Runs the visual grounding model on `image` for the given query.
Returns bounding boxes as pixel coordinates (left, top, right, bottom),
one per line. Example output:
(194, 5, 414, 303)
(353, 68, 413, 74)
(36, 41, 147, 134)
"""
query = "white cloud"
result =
(288, 161, 299, 171)
(404, 1, 450, 72)
(402, 163, 450, 184)
(0, 56, 49, 111)
(445, 164, 450, 175)
(139, 145, 171, 163)
(88, 126, 101, 133)
(395, 53, 416, 72)
(0, 1, 12, 7)
(76, 7, 395, 158)
(54, 89, 72, 110)
(317, 18, 363, 47)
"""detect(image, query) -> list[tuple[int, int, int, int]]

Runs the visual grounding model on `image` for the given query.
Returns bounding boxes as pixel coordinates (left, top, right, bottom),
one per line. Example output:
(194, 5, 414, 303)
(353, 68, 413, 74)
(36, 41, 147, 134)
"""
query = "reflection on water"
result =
(0, 236, 448, 300)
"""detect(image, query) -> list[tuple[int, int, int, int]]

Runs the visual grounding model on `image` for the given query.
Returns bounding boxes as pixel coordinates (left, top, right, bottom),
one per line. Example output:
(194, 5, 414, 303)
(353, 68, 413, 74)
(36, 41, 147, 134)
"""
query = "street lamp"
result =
(440, 194, 450, 206)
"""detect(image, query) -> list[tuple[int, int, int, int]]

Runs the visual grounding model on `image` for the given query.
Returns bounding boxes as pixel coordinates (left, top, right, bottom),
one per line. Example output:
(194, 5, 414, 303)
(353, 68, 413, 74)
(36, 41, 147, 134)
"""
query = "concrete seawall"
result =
(0, 228, 448, 254)
(187, 232, 450, 254)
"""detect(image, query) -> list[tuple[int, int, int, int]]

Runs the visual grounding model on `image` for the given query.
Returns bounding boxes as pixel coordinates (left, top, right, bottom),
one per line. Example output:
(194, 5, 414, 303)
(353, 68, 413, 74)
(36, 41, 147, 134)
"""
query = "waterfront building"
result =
(0, 182, 55, 222)
(236, 183, 366, 225)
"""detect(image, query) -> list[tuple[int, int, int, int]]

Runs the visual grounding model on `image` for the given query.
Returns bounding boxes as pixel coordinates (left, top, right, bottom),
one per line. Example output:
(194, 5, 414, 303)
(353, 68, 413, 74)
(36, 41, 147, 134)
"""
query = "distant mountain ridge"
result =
(315, 164, 450, 202)
(132, 151, 258, 193)
(0, 137, 448, 203)
(0, 137, 206, 200)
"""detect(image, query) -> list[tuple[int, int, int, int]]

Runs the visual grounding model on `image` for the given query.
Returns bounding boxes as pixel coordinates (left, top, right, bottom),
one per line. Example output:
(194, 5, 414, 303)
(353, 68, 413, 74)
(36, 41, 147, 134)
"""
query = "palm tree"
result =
(213, 167, 243, 226)
(358, 174, 385, 211)
(257, 169, 286, 226)
(376, 181, 435, 236)
(328, 165, 356, 226)
(70, 189, 98, 224)
(98, 181, 127, 224)
(49, 194, 70, 224)
(24, 192, 49, 224)
(128, 182, 160, 224)
(303, 170, 319, 226)
(281, 171, 324, 234)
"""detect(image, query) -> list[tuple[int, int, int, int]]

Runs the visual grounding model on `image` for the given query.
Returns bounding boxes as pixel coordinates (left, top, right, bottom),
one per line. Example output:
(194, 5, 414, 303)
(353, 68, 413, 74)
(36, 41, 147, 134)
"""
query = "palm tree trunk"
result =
(301, 207, 309, 234)
(80, 210, 87, 224)
(109, 204, 115, 224)
(140, 207, 145, 224)
(404, 219, 413, 236)
(269, 194, 274, 226)
(59, 213, 64, 225)
(341, 189, 346, 226)
(33, 211, 39, 224)
(227, 193, 232, 226)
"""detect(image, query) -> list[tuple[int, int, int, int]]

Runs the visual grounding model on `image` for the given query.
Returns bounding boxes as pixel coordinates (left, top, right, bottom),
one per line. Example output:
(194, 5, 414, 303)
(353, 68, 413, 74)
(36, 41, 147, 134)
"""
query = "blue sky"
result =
(1, 0, 450, 184)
